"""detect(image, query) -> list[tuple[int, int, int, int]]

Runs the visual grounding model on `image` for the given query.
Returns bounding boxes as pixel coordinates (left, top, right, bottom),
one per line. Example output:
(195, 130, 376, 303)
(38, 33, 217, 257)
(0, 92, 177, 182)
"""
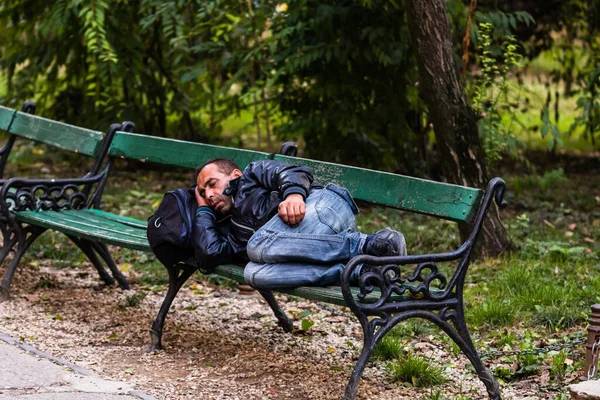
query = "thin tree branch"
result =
(461, 0, 478, 79)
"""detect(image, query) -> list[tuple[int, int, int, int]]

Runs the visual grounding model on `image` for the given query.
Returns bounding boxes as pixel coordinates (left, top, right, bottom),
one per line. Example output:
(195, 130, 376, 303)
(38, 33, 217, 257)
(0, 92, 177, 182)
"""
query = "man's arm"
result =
(192, 186, 235, 271)
(245, 160, 313, 225)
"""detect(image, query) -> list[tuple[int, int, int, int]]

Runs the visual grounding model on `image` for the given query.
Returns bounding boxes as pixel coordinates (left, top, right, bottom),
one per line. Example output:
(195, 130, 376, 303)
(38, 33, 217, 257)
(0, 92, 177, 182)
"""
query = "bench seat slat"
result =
(87, 209, 148, 229)
(29, 211, 147, 239)
(16, 210, 150, 251)
(9, 112, 104, 157)
(108, 132, 273, 169)
(59, 210, 146, 236)
(0, 106, 16, 131)
(274, 155, 483, 223)
(56, 210, 148, 237)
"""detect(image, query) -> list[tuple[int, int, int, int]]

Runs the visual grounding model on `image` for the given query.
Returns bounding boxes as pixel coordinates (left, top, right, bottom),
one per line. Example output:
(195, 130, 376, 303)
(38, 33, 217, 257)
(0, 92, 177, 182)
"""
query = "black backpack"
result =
(147, 188, 197, 269)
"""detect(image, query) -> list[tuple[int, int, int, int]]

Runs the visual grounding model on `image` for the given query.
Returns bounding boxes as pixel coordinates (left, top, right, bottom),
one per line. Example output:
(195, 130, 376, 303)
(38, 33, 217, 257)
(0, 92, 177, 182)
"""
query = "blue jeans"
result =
(244, 184, 366, 289)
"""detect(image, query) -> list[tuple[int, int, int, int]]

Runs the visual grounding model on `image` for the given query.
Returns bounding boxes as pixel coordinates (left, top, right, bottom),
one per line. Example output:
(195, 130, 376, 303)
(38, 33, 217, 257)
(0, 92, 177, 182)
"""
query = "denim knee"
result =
(246, 232, 267, 263)
(244, 262, 266, 289)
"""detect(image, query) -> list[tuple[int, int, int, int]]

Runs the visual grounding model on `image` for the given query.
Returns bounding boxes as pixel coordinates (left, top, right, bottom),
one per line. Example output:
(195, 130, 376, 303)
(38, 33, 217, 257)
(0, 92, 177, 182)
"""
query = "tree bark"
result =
(407, 0, 513, 257)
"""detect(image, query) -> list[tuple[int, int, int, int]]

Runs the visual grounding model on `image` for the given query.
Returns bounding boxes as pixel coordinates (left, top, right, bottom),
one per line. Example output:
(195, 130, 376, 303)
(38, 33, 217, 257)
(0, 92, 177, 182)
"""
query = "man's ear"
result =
(231, 169, 243, 178)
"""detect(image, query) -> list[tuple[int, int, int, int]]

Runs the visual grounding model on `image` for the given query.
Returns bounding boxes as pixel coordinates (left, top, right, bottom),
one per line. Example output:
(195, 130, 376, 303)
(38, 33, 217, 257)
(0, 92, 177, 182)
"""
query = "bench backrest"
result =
(108, 132, 273, 169)
(274, 155, 483, 223)
(0, 106, 16, 132)
(109, 132, 483, 223)
(8, 112, 104, 157)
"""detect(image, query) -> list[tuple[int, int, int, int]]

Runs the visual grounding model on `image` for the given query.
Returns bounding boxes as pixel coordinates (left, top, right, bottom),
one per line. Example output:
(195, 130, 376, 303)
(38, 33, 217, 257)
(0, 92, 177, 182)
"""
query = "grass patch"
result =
(386, 352, 448, 387)
(468, 298, 517, 329)
(373, 335, 404, 361)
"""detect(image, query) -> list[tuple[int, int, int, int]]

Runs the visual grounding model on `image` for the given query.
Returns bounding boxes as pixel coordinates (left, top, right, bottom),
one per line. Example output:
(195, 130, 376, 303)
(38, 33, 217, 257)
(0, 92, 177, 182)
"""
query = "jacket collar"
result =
(223, 177, 240, 197)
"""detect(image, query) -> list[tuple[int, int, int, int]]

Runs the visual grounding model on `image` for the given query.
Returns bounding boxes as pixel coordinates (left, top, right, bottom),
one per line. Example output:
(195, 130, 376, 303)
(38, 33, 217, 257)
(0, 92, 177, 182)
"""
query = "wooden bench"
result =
(0, 105, 134, 297)
(0, 128, 506, 400)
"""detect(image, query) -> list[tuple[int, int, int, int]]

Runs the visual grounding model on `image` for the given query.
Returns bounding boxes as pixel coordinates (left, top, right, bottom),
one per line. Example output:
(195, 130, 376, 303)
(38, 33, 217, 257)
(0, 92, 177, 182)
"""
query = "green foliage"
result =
(550, 350, 574, 382)
(542, 0, 600, 149)
(541, 105, 563, 149)
(373, 335, 403, 361)
(123, 291, 147, 308)
(0, 0, 429, 173)
(471, 22, 524, 165)
(264, 1, 423, 171)
(386, 352, 448, 387)
(35, 275, 57, 289)
(511, 168, 568, 196)
(495, 330, 517, 348)
(468, 298, 517, 329)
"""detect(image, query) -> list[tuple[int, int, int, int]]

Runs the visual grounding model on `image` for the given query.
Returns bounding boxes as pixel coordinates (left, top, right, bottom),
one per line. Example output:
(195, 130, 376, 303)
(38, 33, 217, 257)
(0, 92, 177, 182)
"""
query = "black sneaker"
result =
(363, 227, 407, 257)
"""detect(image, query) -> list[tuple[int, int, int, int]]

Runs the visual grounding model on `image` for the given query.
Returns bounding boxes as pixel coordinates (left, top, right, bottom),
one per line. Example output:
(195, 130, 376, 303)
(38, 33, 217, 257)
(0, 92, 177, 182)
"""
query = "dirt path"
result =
(1, 259, 544, 399)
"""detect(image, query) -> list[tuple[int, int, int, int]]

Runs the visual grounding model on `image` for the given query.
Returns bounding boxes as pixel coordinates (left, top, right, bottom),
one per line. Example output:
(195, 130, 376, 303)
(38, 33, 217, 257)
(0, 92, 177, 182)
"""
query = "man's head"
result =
(196, 158, 242, 215)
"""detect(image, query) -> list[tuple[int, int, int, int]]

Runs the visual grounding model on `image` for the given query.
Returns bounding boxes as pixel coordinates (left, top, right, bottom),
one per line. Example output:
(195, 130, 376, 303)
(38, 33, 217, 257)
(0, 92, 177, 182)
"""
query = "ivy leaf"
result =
(301, 318, 314, 332)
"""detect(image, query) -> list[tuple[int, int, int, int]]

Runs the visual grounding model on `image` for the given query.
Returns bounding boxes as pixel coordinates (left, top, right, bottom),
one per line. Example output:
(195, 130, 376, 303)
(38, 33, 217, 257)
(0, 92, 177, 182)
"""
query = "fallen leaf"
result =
(584, 237, 595, 244)
(569, 223, 577, 231)
(24, 294, 40, 302)
(543, 220, 556, 229)
(327, 347, 335, 354)
(565, 231, 574, 238)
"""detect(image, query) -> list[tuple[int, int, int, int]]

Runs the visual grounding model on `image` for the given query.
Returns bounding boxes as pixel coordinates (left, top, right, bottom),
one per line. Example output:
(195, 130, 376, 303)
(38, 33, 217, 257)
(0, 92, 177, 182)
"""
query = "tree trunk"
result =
(407, 0, 513, 257)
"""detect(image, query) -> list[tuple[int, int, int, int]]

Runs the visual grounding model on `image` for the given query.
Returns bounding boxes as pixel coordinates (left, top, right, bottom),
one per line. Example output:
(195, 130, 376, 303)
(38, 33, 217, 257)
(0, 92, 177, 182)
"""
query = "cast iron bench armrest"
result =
(0, 173, 106, 213)
(341, 177, 507, 310)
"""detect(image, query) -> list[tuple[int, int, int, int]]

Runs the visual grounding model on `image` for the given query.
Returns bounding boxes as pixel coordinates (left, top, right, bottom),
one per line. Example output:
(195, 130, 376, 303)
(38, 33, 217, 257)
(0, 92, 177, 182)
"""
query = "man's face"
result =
(197, 163, 241, 215)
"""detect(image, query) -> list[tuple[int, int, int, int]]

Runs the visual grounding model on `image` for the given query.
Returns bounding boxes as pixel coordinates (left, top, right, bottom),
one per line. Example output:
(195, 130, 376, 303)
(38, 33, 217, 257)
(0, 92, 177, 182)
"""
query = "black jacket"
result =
(192, 160, 313, 270)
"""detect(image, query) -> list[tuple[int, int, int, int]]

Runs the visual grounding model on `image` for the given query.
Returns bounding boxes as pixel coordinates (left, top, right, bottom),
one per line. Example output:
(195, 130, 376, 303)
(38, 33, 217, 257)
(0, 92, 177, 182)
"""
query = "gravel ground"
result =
(0, 261, 546, 399)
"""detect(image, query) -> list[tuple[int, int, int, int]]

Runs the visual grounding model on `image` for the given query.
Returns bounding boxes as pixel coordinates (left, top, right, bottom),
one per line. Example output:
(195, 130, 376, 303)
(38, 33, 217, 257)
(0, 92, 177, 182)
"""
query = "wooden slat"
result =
(9, 112, 104, 157)
(0, 106, 16, 132)
(274, 155, 483, 223)
(108, 132, 272, 169)
(87, 209, 147, 229)
(16, 210, 150, 251)
(58, 210, 148, 237)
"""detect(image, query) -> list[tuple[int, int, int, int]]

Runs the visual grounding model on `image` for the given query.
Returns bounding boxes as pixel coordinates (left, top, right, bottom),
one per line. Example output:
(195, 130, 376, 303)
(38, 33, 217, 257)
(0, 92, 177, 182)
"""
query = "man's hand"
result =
(278, 194, 305, 226)
(195, 186, 209, 207)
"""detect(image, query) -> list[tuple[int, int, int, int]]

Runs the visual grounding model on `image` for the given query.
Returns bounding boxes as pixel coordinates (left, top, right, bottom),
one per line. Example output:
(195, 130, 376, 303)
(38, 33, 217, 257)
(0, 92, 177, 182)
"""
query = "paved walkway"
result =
(0, 332, 155, 400)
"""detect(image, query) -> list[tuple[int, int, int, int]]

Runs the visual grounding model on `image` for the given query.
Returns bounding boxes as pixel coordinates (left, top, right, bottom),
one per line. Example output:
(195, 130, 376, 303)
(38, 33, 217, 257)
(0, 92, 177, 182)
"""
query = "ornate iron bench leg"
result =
(0, 218, 17, 266)
(66, 235, 115, 286)
(258, 290, 293, 333)
(147, 264, 196, 352)
(0, 224, 45, 302)
(90, 241, 130, 290)
(343, 317, 388, 400)
(437, 310, 501, 399)
(342, 309, 501, 400)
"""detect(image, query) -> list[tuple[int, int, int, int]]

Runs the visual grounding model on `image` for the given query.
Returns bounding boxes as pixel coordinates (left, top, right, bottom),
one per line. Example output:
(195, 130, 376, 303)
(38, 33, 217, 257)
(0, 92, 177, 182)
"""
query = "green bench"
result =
(0, 127, 505, 399)
(0, 105, 134, 296)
